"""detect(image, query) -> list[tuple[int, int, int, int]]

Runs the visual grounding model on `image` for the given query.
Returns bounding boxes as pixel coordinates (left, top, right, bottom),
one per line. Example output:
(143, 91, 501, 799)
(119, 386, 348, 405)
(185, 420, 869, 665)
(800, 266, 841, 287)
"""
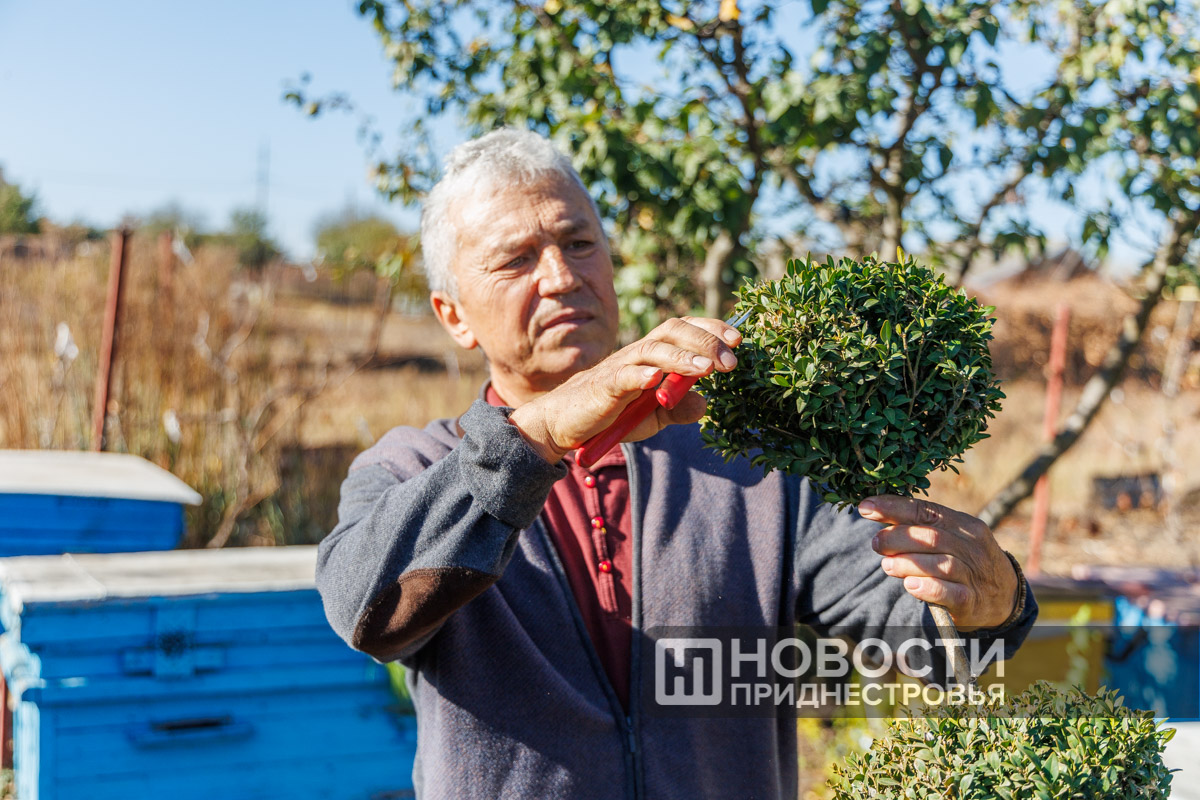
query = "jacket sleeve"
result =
(315, 400, 566, 663)
(792, 481, 1038, 686)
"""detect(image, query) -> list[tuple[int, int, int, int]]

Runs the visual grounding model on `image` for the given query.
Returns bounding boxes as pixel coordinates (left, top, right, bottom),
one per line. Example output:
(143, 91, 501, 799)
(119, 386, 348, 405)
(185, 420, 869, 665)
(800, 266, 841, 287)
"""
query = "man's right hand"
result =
(507, 316, 743, 464)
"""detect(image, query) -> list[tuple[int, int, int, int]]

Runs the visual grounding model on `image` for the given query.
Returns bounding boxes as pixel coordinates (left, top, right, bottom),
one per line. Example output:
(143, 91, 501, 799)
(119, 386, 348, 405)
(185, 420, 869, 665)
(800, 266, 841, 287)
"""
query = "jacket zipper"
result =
(622, 441, 645, 799)
(479, 379, 645, 797)
(532, 512, 642, 800)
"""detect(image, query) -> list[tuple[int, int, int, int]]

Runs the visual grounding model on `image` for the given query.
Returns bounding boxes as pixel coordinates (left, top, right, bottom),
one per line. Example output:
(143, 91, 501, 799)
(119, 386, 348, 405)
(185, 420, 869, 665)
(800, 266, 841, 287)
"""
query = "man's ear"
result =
(430, 291, 478, 350)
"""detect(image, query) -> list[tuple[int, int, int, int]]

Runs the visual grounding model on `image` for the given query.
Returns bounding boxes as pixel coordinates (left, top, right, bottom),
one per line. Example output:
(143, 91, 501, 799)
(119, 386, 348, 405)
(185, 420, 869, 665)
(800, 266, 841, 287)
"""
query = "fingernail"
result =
(881, 557, 893, 572)
(718, 351, 738, 369)
(858, 500, 878, 517)
(871, 535, 880, 551)
(722, 329, 740, 344)
(692, 355, 713, 370)
(642, 366, 660, 379)
(904, 577, 923, 591)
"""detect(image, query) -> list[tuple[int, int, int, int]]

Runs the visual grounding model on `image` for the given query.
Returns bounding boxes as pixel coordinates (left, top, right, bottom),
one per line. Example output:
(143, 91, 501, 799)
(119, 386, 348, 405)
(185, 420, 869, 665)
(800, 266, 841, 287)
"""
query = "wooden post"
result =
(1027, 303, 1071, 575)
(91, 228, 131, 451)
(157, 230, 176, 370)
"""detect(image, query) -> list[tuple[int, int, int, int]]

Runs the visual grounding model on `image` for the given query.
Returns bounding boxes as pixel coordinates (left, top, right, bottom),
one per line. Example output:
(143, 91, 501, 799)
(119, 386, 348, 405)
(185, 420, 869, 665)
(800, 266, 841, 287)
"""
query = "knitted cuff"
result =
(456, 400, 568, 529)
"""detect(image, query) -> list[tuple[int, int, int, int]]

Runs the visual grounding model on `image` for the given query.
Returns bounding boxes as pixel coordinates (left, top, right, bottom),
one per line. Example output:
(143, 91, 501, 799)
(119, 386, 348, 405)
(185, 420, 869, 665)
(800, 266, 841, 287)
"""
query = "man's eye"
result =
(501, 256, 525, 270)
(567, 240, 594, 251)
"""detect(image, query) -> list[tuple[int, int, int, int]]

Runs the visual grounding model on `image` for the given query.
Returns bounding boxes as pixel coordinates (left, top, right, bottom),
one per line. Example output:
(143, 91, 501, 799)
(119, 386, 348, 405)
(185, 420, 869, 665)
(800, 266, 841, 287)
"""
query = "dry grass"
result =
(265, 295, 455, 363)
(4, 240, 271, 544)
(298, 364, 485, 449)
(925, 381, 1200, 513)
(0, 238, 481, 546)
(265, 295, 488, 448)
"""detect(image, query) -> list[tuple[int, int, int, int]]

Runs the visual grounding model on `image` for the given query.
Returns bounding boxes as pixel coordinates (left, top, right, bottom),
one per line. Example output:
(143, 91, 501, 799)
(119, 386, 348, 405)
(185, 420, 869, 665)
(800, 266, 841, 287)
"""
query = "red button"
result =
(583, 475, 596, 488)
(598, 560, 613, 574)
(591, 516, 604, 529)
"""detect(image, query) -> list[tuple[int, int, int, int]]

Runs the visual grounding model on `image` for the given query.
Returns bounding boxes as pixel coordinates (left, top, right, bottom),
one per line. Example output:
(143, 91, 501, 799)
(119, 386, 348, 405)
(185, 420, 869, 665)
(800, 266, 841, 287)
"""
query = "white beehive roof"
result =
(0, 450, 202, 505)
(0, 546, 318, 605)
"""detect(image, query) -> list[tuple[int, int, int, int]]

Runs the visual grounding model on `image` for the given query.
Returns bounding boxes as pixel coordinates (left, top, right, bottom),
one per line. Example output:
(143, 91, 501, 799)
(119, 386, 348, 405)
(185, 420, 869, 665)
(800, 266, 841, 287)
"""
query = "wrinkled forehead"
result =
(450, 172, 601, 251)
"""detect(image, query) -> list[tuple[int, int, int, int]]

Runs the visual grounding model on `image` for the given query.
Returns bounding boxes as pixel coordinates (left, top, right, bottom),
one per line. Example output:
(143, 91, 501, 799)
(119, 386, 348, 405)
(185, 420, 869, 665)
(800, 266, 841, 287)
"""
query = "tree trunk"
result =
(880, 191, 902, 259)
(763, 236, 790, 281)
(702, 230, 735, 318)
(977, 228, 1186, 529)
(878, 145, 905, 258)
(1161, 296, 1196, 547)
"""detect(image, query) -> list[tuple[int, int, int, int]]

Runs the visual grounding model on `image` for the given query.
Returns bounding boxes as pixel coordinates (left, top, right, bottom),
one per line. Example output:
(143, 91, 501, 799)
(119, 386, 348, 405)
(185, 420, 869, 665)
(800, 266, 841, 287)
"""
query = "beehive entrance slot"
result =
(127, 714, 254, 748)
(153, 715, 231, 733)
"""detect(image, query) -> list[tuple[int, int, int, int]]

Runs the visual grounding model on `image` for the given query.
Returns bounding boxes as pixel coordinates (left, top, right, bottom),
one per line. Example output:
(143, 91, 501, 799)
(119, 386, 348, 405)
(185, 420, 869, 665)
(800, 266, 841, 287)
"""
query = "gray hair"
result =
(419, 127, 603, 297)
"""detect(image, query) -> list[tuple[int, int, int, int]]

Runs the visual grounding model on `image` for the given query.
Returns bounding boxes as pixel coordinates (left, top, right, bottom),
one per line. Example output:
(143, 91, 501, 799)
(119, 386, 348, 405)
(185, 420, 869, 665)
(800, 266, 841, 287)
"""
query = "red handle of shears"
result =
(575, 308, 752, 469)
(655, 372, 699, 410)
(575, 373, 700, 468)
(576, 387, 663, 468)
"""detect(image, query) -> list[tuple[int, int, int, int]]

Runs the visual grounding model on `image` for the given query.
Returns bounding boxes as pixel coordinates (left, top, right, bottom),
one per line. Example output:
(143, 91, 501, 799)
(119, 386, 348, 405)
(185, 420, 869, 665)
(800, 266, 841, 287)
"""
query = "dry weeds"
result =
(1, 239, 408, 546)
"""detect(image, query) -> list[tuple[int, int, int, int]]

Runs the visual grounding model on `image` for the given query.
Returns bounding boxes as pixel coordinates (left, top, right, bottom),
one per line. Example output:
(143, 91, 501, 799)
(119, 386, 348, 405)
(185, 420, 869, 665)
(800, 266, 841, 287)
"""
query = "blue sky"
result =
(0, 0, 435, 258)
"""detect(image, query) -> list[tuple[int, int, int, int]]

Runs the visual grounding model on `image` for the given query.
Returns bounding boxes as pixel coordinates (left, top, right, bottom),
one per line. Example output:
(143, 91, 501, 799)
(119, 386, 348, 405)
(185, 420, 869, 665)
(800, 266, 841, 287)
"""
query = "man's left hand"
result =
(858, 495, 1019, 632)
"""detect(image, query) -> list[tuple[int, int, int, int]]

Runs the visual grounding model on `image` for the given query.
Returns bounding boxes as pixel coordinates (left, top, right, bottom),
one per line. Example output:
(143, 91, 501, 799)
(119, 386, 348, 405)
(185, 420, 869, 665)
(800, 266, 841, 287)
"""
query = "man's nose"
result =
(535, 246, 581, 295)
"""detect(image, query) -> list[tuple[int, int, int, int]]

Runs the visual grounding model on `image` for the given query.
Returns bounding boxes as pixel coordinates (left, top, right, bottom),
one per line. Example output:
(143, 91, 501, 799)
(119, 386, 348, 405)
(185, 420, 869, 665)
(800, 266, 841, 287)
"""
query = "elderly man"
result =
(316, 128, 1036, 799)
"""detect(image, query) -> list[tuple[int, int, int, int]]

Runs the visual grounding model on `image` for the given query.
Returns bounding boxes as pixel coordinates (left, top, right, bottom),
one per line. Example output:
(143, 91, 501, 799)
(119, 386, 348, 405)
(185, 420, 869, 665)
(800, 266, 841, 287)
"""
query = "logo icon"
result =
(655, 638, 722, 705)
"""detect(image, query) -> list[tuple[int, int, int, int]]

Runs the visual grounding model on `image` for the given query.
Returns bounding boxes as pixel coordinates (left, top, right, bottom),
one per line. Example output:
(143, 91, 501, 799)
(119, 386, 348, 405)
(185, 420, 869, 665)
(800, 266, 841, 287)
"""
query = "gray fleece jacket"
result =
(316, 400, 1037, 800)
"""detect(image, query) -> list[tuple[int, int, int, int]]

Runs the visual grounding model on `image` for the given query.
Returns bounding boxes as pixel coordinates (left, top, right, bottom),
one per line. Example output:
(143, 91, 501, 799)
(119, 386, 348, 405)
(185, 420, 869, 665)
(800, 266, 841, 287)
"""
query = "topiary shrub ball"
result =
(699, 253, 1004, 507)
(829, 682, 1175, 799)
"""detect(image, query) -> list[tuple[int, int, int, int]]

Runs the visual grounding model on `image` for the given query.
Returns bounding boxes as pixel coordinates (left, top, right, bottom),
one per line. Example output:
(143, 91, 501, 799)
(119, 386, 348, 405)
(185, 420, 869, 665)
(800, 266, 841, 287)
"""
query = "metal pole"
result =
(1027, 302, 1071, 575)
(91, 228, 131, 451)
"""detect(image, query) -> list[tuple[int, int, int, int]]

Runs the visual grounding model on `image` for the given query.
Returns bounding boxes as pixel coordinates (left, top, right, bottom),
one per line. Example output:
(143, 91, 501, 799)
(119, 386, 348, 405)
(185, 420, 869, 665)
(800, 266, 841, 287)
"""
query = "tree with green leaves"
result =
(974, 0, 1200, 527)
(291, 0, 1112, 318)
(140, 200, 208, 249)
(225, 207, 280, 271)
(291, 0, 1200, 526)
(0, 168, 40, 235)
(314, 209, 417, 285)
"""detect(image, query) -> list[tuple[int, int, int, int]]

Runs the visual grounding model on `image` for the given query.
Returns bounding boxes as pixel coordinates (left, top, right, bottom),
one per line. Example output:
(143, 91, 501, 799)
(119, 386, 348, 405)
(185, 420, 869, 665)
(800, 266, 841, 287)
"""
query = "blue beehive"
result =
(0, 451, 202, 555)
(1106, 595, 1200, 721)
(0, 546, 417, 800)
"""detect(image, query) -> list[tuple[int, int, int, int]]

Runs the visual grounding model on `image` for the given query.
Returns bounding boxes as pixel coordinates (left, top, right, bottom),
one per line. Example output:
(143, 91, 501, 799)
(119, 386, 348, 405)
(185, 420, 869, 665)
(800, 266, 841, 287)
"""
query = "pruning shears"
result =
(575, 308, 753, 468)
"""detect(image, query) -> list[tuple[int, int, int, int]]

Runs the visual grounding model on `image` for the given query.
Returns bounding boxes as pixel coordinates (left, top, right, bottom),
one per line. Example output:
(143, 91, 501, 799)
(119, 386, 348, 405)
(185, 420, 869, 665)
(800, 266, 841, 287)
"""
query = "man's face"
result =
(435, 175, 620, 401)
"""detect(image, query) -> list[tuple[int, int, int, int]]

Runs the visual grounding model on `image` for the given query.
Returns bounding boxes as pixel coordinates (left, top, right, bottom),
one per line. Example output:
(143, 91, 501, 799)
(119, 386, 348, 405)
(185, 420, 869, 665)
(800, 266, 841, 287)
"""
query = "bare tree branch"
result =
(949, 168, 1031, 285)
